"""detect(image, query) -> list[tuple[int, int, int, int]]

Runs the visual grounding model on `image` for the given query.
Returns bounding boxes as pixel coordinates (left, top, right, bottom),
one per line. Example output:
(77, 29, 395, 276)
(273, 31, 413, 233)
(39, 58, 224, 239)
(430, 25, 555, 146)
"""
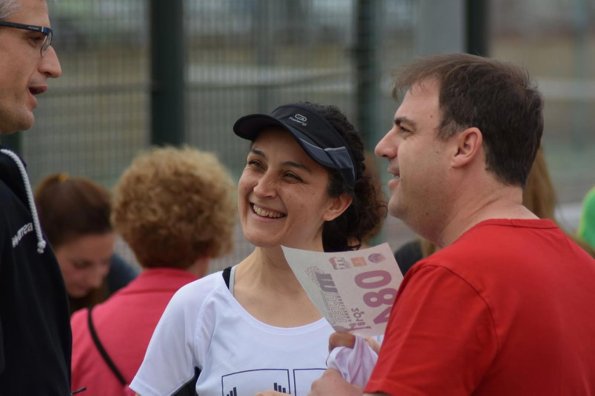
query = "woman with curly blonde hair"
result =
(70, 146, 236, 395)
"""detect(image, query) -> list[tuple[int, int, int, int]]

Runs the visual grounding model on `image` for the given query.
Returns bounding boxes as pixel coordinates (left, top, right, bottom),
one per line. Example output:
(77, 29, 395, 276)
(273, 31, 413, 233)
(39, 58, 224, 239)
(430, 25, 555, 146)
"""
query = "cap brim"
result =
(233, 114, 291, 140)
(233, 113, 334, 168)
(233, 106, 357, 187)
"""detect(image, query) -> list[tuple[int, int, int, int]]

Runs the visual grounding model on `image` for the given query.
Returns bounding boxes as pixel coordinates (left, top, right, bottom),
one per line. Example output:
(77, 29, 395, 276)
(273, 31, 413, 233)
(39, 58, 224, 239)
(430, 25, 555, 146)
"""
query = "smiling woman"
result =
(130, 102, 387, 396)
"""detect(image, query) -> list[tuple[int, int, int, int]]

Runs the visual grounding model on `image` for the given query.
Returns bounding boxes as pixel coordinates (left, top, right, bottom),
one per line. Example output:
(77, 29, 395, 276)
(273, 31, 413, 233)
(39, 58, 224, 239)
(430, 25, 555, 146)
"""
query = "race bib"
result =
(283, 243, 403, 337)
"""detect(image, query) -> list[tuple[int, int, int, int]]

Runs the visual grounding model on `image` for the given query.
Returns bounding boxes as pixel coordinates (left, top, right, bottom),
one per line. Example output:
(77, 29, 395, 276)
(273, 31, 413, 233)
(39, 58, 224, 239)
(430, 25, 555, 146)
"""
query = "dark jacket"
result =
(0, 148, 71, 395)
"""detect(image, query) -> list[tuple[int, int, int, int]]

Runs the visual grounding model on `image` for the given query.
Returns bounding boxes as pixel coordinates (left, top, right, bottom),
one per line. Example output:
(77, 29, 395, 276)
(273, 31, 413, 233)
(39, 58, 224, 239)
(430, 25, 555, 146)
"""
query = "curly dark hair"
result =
(297, 102, 387, 252)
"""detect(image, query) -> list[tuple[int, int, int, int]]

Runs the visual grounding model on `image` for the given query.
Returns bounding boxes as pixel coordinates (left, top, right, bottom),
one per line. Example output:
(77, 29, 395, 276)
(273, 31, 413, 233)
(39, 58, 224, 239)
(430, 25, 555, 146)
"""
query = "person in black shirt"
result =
(0, 0, 71, 394)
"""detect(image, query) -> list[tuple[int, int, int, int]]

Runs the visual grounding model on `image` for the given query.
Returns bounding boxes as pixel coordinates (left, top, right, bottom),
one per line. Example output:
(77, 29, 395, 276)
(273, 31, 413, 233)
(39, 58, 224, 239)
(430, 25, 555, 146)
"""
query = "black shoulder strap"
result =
(172, 367, 201, 396)
(222, 266, 232, 289)
(87, 307, 127, 386)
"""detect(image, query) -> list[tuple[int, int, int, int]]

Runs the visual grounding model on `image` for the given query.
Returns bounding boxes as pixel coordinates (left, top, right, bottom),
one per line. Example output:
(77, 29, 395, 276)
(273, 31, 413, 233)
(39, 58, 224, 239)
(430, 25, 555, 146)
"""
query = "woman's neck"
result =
(237, 247, 303, 293)
(234, 247, 322, 327)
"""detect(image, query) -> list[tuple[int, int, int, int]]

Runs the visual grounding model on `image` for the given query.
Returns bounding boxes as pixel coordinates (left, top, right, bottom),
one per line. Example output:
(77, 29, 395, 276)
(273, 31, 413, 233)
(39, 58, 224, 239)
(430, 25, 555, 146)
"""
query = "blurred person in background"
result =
(35, 173, 139, 315)
(0, 0, 70, 393)
(130, 102, 386, 395)
(578, 186, 595, 251)
(71, 146, 236, 395)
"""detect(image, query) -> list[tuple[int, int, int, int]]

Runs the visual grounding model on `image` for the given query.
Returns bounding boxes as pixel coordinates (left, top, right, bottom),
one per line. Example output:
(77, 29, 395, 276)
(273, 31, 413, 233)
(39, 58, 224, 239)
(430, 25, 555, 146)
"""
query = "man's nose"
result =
(40, 46, 62, 78)
(375, 127, 397, 158)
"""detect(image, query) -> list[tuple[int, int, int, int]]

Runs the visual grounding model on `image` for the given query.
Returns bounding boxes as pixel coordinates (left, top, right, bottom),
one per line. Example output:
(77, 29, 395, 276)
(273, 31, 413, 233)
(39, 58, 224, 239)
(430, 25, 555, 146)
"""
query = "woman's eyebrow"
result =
(249, 146, 266, 158)
(282, 161, 311, 173)
(250, 146, 312, 173)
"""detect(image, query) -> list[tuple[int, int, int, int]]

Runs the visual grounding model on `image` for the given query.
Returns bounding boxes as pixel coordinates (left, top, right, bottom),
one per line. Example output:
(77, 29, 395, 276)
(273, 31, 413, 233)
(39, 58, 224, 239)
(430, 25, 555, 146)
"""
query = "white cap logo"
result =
(294, 113, 307, 122)
(289, 113, 308, 126)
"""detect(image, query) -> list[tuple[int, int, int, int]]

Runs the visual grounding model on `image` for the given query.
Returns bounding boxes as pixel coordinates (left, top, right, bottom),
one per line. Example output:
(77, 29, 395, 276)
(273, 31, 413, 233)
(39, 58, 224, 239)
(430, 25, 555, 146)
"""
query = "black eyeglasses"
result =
(0, 21, 53, 56)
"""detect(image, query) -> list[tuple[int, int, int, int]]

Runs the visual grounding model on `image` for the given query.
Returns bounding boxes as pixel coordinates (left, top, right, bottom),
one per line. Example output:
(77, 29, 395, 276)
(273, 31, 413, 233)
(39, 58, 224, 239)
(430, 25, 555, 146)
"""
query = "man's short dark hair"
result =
(393, 53, 544, 187)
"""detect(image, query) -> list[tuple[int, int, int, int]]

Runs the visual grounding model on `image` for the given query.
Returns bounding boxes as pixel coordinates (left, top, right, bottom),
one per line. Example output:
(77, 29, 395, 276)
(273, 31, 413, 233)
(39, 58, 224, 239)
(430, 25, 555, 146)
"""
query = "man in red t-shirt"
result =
(308, 54, 595, 395)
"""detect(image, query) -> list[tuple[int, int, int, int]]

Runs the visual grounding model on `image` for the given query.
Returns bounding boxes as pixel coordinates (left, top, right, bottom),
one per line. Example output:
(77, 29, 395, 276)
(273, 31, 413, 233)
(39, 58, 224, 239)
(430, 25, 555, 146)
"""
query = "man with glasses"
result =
(0, 0, 70, 394)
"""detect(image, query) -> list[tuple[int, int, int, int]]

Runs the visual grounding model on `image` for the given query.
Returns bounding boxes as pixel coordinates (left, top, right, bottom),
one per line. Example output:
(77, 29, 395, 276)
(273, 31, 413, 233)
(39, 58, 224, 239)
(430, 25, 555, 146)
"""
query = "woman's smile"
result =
(251, 203, 285, 219)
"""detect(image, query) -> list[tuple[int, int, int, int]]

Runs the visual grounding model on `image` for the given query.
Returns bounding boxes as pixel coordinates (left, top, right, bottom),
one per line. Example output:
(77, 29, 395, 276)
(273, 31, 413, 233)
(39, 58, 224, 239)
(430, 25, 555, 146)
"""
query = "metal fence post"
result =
(354, 0, 382, 147)
(150, 0, 185, 146)
(466, 0, 489, 56)
(354, 0, 385, 244)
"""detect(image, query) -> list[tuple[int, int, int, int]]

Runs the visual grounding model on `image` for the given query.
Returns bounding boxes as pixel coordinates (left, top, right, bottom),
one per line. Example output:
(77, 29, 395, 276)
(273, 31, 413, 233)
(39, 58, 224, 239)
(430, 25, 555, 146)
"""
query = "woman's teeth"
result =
(252, 204, 284, 218)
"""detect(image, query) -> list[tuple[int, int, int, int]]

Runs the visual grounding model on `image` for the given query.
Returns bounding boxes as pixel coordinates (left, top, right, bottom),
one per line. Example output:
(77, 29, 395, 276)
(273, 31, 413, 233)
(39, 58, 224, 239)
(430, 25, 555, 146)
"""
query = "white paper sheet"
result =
(282, 243, 403, 337)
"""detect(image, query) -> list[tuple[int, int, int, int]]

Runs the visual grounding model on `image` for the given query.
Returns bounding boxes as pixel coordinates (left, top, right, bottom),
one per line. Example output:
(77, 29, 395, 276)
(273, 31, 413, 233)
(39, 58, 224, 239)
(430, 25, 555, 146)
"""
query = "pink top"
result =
(71, 268, 198, 395)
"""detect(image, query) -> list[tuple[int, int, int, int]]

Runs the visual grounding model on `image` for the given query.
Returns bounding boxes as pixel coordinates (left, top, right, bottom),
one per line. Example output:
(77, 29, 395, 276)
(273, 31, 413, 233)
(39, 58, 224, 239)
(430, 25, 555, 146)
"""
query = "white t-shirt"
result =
(130, 269, 334, 396)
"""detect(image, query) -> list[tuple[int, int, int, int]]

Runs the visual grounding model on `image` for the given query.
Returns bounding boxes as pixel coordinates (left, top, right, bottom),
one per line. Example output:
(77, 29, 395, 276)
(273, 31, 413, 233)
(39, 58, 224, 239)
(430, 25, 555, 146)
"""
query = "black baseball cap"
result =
(233, 103, 357, 188)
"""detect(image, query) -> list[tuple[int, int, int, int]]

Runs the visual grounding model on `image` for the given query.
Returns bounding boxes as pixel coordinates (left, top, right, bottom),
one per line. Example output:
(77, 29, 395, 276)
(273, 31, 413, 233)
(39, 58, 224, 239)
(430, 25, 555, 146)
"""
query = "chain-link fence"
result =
(2, 0, 593, 269)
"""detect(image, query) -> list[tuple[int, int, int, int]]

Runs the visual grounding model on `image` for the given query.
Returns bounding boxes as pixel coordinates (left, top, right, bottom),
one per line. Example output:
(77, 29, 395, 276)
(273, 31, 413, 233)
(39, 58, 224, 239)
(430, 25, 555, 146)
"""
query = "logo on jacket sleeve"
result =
(12, 222, 33, 248)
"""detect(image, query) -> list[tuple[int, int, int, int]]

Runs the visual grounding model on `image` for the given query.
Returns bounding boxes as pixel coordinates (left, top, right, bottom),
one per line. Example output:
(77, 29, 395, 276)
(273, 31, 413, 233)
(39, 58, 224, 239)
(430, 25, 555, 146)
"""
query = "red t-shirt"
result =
(366, 219, 595, 395)
(71, 268, 197, 395)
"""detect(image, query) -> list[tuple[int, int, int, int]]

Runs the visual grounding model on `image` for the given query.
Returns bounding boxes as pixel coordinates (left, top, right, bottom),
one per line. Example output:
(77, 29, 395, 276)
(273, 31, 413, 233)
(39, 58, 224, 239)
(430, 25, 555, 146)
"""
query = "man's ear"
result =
(452, 127, 483, 168)
(323, 193, 353, 222)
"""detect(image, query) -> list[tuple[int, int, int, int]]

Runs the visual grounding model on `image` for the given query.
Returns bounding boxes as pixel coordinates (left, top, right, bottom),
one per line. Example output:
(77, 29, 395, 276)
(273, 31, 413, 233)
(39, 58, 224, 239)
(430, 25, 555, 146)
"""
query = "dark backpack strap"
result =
(172, 367, 200, 396)
(87, 307, 127, 386)
(222, 266, 232, 289)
